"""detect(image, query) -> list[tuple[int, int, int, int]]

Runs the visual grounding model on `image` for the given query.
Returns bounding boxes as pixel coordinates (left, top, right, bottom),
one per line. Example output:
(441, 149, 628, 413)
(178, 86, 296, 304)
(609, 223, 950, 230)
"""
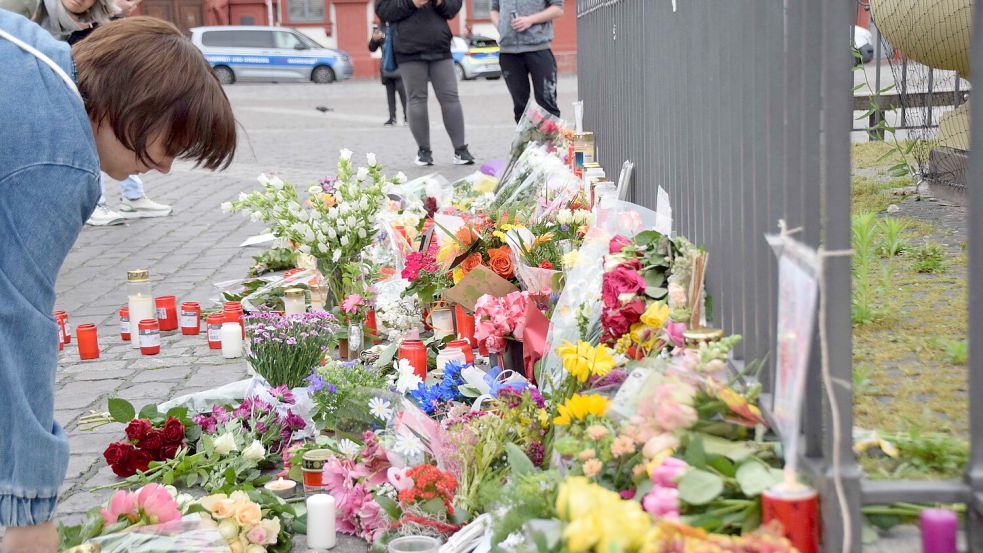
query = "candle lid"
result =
(303, 448, 333, 462)
(683, 327, 724, 343)
(284, 288, 305, 299)
(575, 131, 595, 141)
(127, 269, 150, 282)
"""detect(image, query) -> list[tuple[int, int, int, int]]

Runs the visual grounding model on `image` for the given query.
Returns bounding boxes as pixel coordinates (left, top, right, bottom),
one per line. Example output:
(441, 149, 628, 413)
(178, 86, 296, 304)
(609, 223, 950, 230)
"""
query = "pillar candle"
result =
(920, 508, 958, 553)
(306, 494, 336, 550)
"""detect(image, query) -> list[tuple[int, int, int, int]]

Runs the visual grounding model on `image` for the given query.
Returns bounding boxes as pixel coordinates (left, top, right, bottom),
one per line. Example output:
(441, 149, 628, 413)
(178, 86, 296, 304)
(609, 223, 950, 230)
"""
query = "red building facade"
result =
(139, 0, 577, 78)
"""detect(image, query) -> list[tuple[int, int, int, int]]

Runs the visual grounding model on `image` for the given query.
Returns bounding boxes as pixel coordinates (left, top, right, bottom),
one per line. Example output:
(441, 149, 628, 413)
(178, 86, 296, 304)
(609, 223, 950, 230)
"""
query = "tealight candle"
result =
(306, 494, 336, 550)
(263, 477, 297, 499)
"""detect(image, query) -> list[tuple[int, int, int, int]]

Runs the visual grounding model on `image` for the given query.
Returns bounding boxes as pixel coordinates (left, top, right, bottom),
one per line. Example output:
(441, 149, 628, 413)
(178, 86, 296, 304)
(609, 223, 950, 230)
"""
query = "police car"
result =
(190, 26, 353, 84)
(451, 35, 501, 81)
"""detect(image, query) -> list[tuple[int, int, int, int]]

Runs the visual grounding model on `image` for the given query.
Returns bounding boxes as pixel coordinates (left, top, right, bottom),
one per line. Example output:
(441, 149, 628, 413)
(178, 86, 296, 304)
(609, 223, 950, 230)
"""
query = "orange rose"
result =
(487, 246, 514, 280)
(455, 227, 478, 246)
(459, 252, 484, 275)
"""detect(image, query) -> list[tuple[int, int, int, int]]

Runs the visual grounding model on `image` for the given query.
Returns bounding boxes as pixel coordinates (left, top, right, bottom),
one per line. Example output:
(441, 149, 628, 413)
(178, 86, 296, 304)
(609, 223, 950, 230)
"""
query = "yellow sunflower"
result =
(557, 340, 616, 383)
(554, 394, 611, 425)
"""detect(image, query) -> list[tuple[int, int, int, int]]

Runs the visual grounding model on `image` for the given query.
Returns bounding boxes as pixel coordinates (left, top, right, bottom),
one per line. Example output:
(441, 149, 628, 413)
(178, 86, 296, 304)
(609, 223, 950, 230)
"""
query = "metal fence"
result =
(576, 0, 983, 551)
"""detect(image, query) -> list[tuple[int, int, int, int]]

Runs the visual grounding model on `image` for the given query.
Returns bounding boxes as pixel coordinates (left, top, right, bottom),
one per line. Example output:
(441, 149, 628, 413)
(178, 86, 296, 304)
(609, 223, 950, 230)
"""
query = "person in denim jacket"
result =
(0, 13, 235, 552)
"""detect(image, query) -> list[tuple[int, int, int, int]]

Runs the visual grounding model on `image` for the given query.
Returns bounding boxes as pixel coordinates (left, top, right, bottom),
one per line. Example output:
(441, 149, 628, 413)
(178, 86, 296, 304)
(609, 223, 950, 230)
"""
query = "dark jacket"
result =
(375, 0, 462, 63)
(368, 25, 401, 82)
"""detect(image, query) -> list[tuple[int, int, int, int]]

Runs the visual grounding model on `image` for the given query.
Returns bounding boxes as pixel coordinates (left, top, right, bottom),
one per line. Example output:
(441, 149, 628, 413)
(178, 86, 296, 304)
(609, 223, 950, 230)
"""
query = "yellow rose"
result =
(562, 516, 600, 553)
(640, 301, 670, 329)
(200, 493, 229, 513)
(235, 501, 263, 527)
(229, 539, 245, 553)
(209, 499, 237, 520)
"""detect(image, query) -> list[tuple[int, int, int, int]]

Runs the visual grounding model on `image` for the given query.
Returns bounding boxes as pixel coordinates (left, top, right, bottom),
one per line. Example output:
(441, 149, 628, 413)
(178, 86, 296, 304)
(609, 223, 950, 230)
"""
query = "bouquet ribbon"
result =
(522, 301, 551, 384)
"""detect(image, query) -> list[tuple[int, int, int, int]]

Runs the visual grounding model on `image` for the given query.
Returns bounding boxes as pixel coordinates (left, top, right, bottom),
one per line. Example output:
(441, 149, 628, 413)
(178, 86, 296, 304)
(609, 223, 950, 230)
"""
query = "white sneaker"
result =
(86, 204, 126, 226)
(120, 196, 173, 218)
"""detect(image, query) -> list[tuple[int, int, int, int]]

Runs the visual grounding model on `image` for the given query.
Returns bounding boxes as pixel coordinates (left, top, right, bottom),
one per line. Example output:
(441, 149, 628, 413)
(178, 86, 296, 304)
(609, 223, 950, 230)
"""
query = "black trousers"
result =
(500, 49, 560, 123)
(383, 76, 407, 120)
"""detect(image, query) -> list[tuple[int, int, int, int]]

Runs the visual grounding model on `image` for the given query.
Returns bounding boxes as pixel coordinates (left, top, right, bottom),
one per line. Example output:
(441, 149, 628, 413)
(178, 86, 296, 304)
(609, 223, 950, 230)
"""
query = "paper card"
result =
(441, 265, 519, 311)
(771, 250, 819, 476)
(655, 186, 673, 236)
(239, 233, 276, 247)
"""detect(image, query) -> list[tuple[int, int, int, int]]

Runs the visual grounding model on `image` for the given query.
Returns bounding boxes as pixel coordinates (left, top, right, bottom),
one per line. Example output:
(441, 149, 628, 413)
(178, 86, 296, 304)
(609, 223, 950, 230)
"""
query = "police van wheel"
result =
(214, 66, 235, 85)
(312, 66, 336, 84)
(454, 63, 466, 81)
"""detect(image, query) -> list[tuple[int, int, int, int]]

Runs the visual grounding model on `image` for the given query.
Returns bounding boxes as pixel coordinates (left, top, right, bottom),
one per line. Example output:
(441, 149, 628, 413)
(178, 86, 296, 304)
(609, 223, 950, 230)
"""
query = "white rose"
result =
(395, 171, 407, 184)
(366, 152, 377, 167)
(356, 167, 369, 181)
(213, 433, 238, 455)
(220, 201, 233, 214)
(243, 440, 265, 461)
(340, 148, 353, 161)
(269, 176, 284, 190)
(218, 518, 239, 541)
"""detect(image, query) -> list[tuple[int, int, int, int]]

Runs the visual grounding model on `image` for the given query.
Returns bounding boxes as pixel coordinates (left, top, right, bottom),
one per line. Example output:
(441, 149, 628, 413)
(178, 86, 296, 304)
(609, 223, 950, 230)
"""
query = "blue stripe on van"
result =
(204, 54, 337, 67)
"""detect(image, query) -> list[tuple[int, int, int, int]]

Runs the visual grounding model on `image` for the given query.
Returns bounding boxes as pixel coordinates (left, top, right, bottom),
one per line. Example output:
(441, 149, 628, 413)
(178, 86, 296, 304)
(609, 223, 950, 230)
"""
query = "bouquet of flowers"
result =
(226, 151, 400, 305)
(375, 464, 463, 540)
(91, 400, 199, 477)
(401, 248, 452, 306)
(198, 491, 285, 553)
(319, 431, 392, 542)
(374, 278, 423, 341)
(307, 359, 390, 433)
(244, 311, 339, 389)
(193, 387, 307, 456)
(500, 102, 573, 186)
(473, 291, 530, 353)
(408, 359, 470, 416)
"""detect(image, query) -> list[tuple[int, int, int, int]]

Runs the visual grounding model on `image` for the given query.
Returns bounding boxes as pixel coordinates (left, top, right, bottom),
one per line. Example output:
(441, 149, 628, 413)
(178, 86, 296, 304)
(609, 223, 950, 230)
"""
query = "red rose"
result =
(125, 449, 154, 475)
(138, 429, 163, 452)
(124, 419, 153, 441)
(538, 260, 554, 270)
(609, 235, 632, 254)
(161, 444, 181, 460)
(103, 441, 132, 467)
(601, 266, 645, 309)
(601, 299, 646, 343)
(162, 417, 185, 444)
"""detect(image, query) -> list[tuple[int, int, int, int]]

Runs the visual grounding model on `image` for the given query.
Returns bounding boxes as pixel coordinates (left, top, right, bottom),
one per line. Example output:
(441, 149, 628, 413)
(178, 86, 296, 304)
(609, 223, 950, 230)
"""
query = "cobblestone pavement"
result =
(32, 76, 578, 551)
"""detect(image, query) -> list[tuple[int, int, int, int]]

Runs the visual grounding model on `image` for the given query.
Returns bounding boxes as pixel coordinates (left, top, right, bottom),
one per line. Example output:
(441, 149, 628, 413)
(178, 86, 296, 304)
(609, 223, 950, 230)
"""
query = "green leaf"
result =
(186, 472, 199, 488)
(701, 434, 755, 462)
(139, 404, 161, 421)
(504, 442, 535, 477)
(108, 398, 136, 423)
(735, 461, 783, 497)
(645, 286, 668, 299)
(166, 407, 189, 420)
(162, 471, 175, 485)
(705, 455, 736, 478)
(685, 435, 707, 468)
(677, 468, 725, 506)
(373, 495, 402, 521)
(741, 503, 762, 534)
(419, 498, 446, 516)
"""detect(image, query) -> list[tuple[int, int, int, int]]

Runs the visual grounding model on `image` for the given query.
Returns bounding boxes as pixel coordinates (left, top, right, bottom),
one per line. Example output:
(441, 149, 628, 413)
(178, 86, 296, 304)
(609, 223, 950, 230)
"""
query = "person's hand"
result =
(511, 15, 535, 32)
(115, 0, 140, 16)
(412, 0, 428, 7)
(3, 521, 59, 553)
(372, 29, 384, 40)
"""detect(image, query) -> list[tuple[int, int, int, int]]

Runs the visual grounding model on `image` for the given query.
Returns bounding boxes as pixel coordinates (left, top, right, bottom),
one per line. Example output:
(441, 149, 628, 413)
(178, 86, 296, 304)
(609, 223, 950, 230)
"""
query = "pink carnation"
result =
(341, 294, 364, 314)
(609, 235, 632, 254)
(642, 486, 680, 520)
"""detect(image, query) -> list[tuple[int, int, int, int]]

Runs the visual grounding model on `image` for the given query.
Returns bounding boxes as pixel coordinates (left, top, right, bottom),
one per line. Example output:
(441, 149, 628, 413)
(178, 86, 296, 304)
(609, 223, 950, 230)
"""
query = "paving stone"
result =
(55, 380, 120, 410)
(131, 365, 194, 383)
(114, 381, 178, 403)
(69, 432, 115, 455)
(70, 368, 135, 382)
(55, 409, 79, 429)
(57, 490, 113, 517)
(61, 360, 129, 374)
(65, 454, 98, 481)
(128, 357, 192, 370)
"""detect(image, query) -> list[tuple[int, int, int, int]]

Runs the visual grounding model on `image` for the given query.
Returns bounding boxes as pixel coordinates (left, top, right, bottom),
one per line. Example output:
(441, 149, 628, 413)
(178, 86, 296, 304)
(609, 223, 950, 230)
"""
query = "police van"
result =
(190, 26, 353, 84)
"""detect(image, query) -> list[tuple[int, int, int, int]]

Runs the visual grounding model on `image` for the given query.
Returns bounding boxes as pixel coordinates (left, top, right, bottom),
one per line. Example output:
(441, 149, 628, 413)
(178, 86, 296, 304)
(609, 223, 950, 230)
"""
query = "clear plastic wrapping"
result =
(67, 517, 230, 553)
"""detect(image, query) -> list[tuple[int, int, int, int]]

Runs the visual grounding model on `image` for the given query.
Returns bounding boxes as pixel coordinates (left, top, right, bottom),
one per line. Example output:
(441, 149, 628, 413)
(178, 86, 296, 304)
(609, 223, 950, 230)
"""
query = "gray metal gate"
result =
(575, 0, 983, 551)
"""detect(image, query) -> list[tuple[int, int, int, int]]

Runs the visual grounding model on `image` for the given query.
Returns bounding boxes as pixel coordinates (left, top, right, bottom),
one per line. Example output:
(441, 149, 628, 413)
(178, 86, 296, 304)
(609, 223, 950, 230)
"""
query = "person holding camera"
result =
(491, 0, 564, 123)
(369, 22, 407, 127)
(375, 0, 475, 167)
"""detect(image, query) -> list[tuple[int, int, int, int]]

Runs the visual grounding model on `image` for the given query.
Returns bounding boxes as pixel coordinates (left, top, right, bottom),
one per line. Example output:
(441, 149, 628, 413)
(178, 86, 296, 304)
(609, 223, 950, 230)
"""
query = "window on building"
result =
(471, 0, 491, 19)
(288, 0, 324, 23)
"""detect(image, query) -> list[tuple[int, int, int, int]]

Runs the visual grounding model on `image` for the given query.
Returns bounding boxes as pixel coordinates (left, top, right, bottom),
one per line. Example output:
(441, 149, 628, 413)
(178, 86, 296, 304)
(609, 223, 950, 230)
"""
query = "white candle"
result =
(306, 494, 336, 550)
(263, 477, 297, 499)
(283, 288, 307, 316)
(221, 322, 243, 358)
(127, 294, 156, 350)
(430, 308, 455, 340)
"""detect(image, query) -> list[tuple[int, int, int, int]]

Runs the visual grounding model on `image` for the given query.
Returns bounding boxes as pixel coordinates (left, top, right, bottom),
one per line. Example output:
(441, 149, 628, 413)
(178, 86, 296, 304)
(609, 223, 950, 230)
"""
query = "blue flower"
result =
(410, 382, 444, 415)
(305, 370, 326, 392)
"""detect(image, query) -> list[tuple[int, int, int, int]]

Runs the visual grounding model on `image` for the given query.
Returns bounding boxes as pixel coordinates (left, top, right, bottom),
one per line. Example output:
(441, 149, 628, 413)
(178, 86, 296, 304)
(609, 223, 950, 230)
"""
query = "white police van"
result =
(190, 26, 353, 84)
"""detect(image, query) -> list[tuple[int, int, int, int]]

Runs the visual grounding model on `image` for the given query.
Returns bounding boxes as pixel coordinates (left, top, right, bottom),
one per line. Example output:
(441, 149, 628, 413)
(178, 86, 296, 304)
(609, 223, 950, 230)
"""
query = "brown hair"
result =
(72, 17, 236, 170)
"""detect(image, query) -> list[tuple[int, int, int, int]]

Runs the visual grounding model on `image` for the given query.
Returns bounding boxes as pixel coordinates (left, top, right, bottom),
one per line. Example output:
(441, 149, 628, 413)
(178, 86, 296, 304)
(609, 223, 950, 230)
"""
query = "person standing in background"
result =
(369, 23, 408, 127)
(375, 0, 476, 167)
(491, 0, 563, 123)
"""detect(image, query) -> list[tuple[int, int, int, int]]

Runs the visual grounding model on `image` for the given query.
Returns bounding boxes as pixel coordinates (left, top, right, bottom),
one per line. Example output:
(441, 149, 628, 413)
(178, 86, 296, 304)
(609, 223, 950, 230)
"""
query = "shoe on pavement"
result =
(86, 204, 125, 226)
(120, 196, 173, 218)
(415, 148, 434, 166)
(453, 145, 476, 165)
(383, 118, 396, 127)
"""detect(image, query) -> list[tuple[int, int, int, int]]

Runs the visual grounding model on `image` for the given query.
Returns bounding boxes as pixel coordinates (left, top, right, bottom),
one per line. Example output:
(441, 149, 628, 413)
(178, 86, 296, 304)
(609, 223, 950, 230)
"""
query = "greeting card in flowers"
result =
(441, 265, 518, 311)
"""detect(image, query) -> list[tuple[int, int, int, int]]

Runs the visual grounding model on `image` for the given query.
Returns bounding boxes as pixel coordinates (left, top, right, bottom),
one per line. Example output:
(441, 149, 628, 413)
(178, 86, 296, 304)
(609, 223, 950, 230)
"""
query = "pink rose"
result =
(650, 457, 689, 488)
(601, 266, 645, 309)
(642, 486, 680, 520)
(136, 484, 181, 524)
(246, 524, 272, 545)
(484, 334, 507, 353)
(664, 321, 687, 348)
(101, 490, 137, 525)
(609, 235, 632, 254)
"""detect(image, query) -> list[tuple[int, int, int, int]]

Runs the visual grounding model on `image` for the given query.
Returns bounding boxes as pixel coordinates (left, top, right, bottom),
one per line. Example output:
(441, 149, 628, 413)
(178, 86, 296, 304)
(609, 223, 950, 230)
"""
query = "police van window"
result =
(201, 30, 274, 48)
(274, 31, 305, 50)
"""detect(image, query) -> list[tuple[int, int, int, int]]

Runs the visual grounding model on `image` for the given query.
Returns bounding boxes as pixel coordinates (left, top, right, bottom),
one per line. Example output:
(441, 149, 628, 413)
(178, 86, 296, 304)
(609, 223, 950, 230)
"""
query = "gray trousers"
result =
(398, 58, 467, 151)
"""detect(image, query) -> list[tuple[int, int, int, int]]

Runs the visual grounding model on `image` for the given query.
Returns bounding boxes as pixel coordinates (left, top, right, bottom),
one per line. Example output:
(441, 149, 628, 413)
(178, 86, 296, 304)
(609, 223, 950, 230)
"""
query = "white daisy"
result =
(337, 438, 360, 457)
(368, 397, 393, 421)
(393, 431, 424, 457)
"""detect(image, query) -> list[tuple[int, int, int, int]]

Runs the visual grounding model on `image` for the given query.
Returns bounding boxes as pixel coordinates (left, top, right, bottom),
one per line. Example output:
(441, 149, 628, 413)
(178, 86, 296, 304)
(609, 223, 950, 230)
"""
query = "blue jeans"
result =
(0, 165, 100, 525)
(98, 174, 144, 204)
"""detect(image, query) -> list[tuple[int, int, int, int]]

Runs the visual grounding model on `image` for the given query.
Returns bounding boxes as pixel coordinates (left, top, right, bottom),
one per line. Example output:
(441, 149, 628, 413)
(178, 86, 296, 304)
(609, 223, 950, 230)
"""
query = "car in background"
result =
(189, 26, 353, 84)
(854, 25, 874, 64)
(451, 35, 501, 81)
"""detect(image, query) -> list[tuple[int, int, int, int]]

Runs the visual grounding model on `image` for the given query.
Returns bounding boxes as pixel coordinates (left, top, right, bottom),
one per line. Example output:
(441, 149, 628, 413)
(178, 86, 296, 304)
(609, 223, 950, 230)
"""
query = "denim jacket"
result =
(0, 10, 100, 527)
